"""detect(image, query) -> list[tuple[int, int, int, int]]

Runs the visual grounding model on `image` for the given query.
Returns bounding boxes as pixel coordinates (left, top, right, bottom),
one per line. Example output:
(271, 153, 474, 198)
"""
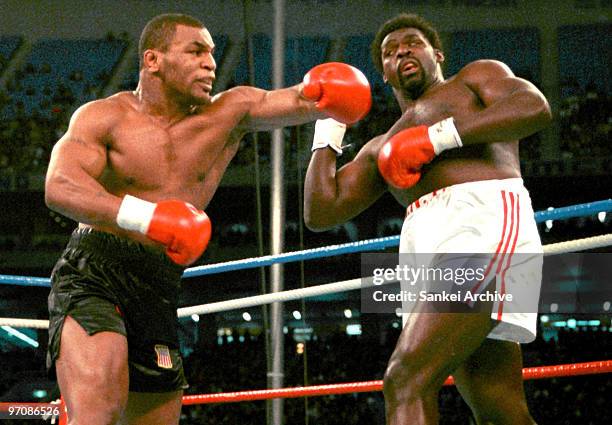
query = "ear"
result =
(143, 49, 161, 72)
(435, 49, 445, 65)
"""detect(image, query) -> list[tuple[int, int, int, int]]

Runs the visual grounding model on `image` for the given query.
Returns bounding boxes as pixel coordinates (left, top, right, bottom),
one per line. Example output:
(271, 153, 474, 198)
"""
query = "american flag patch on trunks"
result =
(154, 344, 173, 369)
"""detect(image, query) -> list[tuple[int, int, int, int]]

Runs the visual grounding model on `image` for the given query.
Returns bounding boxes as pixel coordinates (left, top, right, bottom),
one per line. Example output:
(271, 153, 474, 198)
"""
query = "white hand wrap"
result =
(116, 194, 156, 234)
(312, 118, 347, 156)
(428, 117, 463, 155)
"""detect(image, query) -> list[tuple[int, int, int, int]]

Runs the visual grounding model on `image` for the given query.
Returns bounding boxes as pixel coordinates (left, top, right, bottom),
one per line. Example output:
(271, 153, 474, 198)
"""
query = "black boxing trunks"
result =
(47, 228, 188, 392)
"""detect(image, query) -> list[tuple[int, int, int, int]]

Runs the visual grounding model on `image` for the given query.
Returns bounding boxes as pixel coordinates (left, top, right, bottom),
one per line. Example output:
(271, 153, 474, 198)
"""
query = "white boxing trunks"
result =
(399, 178, 543, 343)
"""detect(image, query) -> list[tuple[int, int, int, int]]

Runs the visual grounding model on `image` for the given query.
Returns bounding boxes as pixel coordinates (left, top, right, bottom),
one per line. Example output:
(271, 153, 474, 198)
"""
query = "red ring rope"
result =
(1, 360, 609, 417)
(182, 360, 612, 405)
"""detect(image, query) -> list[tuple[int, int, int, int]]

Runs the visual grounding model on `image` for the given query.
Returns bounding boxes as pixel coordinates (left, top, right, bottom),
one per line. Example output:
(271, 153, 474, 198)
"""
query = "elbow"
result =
(45, 182, 62, 213)
(44, 174, 69, 214)
(304, 212, 330, 233)
(304, 193, 329, 232)
(538, 98, 553, 127)
(305, 220, 331, 233)
(530, 92, 553, 130)
(304, 206, 337, 232)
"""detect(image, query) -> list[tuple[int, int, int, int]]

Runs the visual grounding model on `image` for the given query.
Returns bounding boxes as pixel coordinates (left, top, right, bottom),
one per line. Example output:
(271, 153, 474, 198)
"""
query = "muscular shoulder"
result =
(65, 94, 131, 143)
(211, 86, 265, 110)
(71, 94, 128, 129)
(456, 59, 515, 84)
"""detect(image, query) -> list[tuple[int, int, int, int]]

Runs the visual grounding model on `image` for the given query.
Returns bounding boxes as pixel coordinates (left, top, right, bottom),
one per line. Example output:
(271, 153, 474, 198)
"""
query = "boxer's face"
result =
(158, 24, 217, 105)
(380, 27, 443, 98)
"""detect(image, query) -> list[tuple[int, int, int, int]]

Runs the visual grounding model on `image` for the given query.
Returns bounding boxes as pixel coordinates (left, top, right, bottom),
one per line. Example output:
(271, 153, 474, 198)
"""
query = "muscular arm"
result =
(233, 85, 323, 132)
(455, 60, 552, 144)
(45, 101, 123, 227)
(304, 137, 387, 231)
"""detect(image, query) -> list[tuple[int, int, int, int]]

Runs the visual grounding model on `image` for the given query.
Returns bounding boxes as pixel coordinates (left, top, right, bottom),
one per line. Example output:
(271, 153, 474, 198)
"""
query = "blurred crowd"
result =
(0, 324, 610, 424)
(559, 82, 611, 159)
(0, 34, 124, 175)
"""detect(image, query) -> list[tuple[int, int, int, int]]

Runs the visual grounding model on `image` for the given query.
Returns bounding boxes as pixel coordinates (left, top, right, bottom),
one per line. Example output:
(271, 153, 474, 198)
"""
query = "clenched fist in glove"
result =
(116, 195, 211, 266)
(302, 62, 371, 125)
(377, 117, 463, 189)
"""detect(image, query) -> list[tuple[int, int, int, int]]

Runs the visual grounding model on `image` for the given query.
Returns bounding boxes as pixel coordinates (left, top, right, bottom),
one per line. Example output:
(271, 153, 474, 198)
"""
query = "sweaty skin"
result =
(362, 61, 524, 206)
(46, 25, 321, 249)
(45, 21, 377, 425)
(304, 28, 551, 230)
(304, 24, 551, 425)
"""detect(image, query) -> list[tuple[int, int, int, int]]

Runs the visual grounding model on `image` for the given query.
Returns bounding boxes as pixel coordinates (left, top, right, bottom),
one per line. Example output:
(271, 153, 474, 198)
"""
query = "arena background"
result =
(0, 0, 610, 423)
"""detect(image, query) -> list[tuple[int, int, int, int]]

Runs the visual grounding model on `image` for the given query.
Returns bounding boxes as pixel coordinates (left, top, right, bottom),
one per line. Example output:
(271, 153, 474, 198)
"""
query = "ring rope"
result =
(4, 361, 610, 416)
(185, 199, 612, 277)
(181, 360, 612, 405)
(533, 199, 611, 222)
(156, 233, 612, 317)
(1, 232, 610, 329)
(1, 200, 610, 288)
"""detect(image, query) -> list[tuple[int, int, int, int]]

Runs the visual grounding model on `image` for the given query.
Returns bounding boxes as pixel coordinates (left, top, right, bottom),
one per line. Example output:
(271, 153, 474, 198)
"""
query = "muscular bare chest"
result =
(396, 81, 481, 128)
(101, 110, 242, 206)
(383, 80, 519, 205)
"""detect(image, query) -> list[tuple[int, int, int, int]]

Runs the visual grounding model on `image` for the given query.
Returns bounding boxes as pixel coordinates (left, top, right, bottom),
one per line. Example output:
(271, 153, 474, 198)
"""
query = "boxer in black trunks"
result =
(47, 230, 187, 393)
(44, 13, 370, 425)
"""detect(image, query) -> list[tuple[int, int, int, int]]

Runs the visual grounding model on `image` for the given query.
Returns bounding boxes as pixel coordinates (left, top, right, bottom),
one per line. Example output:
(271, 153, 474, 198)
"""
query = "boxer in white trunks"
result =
(303, 13, 551, 425)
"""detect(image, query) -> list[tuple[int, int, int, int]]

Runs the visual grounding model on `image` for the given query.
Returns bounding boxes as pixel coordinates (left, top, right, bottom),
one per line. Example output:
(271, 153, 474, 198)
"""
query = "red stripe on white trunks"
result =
(498, 192, 521, 320)
(405, 188, 446, 216)
(470, 190, 510, 296)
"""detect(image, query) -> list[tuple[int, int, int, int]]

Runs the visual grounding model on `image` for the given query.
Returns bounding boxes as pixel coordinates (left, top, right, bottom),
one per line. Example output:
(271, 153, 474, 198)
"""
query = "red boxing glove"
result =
(117, 195, 212, 266)
(302, 62, 371, 124)
(377, 118, 463, 189)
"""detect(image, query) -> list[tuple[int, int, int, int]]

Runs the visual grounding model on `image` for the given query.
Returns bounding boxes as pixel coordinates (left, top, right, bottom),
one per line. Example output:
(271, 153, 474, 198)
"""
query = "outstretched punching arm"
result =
(236, 62, 372, 132)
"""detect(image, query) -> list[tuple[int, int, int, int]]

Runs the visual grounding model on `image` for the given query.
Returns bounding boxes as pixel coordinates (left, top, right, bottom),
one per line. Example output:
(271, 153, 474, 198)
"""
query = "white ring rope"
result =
(1, 233, 610, 329)
(0, 319, 50, 329)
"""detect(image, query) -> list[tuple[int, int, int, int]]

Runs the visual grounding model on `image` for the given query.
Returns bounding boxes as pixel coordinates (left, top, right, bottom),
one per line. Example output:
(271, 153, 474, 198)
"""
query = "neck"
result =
(395, 70, 445, 113)
(134, 74, 192, 124)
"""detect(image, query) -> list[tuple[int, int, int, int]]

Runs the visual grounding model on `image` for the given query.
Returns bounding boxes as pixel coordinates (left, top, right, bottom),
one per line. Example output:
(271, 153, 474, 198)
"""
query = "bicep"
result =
(48, 132, 107, 182)
(239, 86, 318, 131)
(334, 147, 387, 216)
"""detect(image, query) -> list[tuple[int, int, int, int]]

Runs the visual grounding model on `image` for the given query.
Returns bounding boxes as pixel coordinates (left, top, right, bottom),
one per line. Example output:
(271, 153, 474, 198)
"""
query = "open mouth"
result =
(399, 61, 419, 76)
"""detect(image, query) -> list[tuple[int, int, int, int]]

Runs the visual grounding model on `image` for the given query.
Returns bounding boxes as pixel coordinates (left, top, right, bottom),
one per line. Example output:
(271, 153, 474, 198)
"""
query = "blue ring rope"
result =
(1, 199, 610, 287)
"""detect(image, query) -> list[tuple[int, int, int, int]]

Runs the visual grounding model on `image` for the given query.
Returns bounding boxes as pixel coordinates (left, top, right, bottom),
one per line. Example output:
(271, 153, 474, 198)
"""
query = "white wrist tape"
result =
(428, 117, 463, 155)
(116, 195, 156, 234)
(312, 118, 347, 156)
